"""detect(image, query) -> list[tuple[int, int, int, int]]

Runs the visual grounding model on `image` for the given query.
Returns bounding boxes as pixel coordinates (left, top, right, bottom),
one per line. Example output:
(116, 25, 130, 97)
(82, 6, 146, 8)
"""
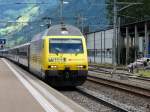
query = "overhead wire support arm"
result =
(117, 2, 143, 12)
(118, 14, 139, 20)
(15, 2, 50, 4)
(116, 2, 143, 5)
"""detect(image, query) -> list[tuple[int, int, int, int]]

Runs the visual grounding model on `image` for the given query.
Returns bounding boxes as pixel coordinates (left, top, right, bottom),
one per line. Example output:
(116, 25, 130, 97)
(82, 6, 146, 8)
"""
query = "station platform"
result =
(0, 58, 87, 112)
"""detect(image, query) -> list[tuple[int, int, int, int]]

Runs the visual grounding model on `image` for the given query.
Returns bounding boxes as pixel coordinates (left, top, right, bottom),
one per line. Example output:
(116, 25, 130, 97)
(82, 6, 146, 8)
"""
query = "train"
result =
(0, 24, 88, 86)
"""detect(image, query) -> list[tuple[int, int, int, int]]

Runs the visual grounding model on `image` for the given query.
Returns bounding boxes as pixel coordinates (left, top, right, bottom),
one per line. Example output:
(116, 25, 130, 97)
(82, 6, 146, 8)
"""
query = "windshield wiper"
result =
(54, 48, 61, 55)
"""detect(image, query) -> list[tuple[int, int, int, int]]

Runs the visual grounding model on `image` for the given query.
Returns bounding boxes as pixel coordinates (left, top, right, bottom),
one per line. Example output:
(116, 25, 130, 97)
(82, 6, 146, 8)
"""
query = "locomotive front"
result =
(43, 25, 88, 86)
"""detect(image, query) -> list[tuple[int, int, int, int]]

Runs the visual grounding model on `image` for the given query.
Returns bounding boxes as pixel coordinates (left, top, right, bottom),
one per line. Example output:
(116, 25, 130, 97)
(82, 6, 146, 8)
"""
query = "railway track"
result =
(89, 64, 128, 71)
(60, 79, 148, 112)
(87, 66, 150, 111)
(60, 76, 149, 112)
(89, 65, 150, 82)
(89, 65, 134, 75)
(76, 86, 143, 112)
(87, 74, 150, 98)
(60, 86, 128, 112)
(90, 64, 128, 69)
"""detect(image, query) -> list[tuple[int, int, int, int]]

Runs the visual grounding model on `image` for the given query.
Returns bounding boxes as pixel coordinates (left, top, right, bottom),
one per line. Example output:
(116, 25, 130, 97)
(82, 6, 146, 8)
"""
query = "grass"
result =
(138, 70, 150, 78)
(89, 63, 126, 69)
(89, 63, 113, 67)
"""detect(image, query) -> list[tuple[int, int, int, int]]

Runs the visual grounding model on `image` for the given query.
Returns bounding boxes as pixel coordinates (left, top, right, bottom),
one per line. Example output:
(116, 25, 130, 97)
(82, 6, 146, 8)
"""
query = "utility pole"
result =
(76, 13, 86, 33)
(81, 16, 84, 33)
(76, 14, 81, 28)
(118, 17, 121, 65)
(112, 0, 117, 74)
(59, 0, 69, 24)
(60, 0, 64, 24)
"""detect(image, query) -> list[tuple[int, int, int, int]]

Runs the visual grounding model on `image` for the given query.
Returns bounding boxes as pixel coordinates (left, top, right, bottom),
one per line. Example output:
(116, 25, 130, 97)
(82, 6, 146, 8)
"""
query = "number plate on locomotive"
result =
(49, 58, 66, 62)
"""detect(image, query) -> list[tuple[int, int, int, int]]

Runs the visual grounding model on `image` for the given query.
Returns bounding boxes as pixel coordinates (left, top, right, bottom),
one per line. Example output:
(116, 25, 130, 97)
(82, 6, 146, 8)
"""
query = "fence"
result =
(86, 29, 113, 64)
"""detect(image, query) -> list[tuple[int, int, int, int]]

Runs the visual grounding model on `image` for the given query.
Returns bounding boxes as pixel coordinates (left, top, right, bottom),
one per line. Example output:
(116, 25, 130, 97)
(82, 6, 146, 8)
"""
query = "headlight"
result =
(77, 65, 86, 68)
(77, 65, 83, 68)
(48, 65, 57, 68)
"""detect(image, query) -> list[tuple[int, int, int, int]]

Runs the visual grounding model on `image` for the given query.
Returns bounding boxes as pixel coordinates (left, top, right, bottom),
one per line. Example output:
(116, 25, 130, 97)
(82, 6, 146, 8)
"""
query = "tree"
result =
(106, 0, 150, 25)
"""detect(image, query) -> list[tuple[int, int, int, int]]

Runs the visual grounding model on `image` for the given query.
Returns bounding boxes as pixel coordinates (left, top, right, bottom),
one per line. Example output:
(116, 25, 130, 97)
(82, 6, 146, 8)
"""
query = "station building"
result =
(86, 20, 150, 65)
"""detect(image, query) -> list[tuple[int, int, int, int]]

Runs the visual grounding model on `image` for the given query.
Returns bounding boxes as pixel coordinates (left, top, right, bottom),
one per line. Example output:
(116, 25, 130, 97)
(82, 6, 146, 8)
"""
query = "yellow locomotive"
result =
(4, 24, 88, 86)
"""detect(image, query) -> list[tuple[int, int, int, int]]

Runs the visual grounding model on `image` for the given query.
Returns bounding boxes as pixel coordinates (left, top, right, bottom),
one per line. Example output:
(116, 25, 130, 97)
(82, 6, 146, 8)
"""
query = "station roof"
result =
(120, 19, 150, 36)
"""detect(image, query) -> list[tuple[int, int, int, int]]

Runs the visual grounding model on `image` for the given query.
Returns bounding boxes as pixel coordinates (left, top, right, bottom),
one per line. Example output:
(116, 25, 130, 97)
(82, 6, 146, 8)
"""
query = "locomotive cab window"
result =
(49, 38, 83, 53)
